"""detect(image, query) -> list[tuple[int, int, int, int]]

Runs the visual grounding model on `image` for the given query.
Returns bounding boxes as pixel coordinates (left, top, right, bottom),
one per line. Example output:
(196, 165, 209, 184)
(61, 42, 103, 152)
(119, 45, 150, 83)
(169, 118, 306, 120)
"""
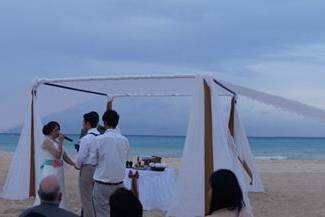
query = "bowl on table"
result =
(149, 163, 167, 172)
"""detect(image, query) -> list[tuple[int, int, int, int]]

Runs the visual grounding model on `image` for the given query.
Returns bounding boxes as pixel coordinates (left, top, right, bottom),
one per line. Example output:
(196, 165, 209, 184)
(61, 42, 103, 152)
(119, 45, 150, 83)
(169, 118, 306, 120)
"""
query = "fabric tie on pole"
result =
(106, 95, 114, 110)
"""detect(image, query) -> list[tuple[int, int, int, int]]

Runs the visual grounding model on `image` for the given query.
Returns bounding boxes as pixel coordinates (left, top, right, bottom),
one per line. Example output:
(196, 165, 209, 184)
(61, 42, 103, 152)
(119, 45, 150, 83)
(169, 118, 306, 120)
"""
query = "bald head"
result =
(40, 175, 60, 192)
(38, 175, 61, 205)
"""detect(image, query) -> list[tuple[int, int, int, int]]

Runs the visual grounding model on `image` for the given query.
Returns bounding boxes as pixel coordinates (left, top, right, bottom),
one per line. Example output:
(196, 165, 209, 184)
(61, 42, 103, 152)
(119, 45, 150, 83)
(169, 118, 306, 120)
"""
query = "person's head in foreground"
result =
(42, 121, 61, 139)
(83, 111, 99, 130)
(38, 175, 62, 207)
(102, 109, 119, 129)
(109, 188, 143, 217)
(209, 169, 245, 215)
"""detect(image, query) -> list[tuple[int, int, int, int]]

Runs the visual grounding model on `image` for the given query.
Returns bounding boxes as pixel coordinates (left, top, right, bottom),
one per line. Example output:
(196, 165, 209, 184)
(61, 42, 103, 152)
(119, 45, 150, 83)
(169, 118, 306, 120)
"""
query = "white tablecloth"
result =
(123, 168, 176, 211)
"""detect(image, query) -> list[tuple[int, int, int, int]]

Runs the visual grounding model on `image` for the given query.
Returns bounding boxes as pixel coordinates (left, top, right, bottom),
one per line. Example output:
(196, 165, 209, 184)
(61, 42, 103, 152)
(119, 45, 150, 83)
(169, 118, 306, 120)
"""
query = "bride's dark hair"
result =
(42, 121, 60, 135)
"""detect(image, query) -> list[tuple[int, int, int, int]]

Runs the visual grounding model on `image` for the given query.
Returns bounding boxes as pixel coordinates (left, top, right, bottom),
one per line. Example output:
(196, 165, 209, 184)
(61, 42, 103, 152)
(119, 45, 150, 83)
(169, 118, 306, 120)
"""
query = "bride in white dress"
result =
(35, 121, 76, 209)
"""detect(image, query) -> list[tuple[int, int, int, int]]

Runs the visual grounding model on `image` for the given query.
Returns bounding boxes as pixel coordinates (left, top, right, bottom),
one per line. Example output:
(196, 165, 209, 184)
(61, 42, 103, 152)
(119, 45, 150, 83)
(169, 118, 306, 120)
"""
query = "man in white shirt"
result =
(76, 111, 100, 217)
(91, 110, 130, 217)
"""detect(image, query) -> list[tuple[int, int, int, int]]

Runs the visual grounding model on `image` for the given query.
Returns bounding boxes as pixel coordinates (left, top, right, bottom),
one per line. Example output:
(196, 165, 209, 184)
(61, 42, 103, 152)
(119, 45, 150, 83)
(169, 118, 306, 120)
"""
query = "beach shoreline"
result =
(1, 151, 325, 217)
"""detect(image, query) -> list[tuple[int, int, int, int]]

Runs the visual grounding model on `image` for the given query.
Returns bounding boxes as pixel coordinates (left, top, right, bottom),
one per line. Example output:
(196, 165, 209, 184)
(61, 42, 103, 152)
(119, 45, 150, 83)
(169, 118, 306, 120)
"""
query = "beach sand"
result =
(1, 151, 325, 217)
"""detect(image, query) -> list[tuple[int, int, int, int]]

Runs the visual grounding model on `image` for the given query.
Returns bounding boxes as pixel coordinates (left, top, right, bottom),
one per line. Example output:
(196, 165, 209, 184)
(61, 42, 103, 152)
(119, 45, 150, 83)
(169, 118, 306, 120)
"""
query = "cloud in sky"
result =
(1, 0, 325, 135)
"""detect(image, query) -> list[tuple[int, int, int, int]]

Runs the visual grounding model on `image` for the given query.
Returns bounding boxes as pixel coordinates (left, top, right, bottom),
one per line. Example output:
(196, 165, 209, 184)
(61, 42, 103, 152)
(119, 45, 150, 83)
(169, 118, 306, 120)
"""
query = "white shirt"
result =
(76, 128, 100, 168)
(91, 128, 130, 183)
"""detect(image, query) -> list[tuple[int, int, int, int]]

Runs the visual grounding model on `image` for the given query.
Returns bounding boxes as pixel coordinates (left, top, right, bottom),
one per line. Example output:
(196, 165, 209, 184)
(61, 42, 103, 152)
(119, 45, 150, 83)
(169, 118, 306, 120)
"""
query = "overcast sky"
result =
(1, 0, 325, 136)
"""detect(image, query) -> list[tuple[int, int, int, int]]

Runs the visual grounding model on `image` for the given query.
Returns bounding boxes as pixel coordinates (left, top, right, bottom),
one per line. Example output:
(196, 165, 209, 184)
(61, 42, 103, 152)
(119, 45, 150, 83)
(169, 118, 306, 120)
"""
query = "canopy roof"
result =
(36, 74, 198, 97)
(1, 74, 325, 133)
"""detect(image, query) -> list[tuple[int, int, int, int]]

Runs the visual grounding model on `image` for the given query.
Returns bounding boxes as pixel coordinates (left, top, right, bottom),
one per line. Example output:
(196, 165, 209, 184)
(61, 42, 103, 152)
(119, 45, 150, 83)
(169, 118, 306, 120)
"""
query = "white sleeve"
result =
(76, 136, 89, 168)
(89, 138, 99, 166)
(126, 139, 130, 160)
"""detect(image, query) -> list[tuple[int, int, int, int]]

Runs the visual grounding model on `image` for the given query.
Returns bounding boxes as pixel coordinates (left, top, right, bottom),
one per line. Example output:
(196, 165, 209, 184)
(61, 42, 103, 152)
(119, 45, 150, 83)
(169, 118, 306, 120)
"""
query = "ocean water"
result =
(1, 134, 325, 160)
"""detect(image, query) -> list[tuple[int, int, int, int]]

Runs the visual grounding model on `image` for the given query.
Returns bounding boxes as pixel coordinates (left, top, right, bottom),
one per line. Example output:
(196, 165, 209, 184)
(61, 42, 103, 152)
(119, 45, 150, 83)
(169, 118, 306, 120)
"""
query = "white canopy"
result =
(2, 74, 325, 133)
(2, 74, 325, 216)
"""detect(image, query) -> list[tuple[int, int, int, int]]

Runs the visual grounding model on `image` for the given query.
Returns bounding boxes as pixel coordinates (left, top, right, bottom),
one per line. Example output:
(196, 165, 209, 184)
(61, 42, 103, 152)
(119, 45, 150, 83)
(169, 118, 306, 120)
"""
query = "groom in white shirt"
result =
(91, 109, 130, 217)
(76, 111, 100, 217)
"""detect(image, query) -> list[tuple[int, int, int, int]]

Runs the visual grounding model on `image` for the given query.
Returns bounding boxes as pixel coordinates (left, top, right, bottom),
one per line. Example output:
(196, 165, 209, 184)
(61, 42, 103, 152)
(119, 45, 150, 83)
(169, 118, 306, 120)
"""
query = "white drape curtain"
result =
(233, 106, 264, 192)
(167, 76, 206, 217)
(0, 91, 44, 199)
(167, 77, 256, 217)
(208, 79, 253, 214)
(0, 90, 33, 199)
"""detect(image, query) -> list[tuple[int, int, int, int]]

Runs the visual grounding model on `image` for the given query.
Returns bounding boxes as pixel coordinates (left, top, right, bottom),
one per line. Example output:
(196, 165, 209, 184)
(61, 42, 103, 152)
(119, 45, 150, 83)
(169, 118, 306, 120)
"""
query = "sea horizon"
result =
(1, 132, 325, 139)
(1, 133, 325, 160)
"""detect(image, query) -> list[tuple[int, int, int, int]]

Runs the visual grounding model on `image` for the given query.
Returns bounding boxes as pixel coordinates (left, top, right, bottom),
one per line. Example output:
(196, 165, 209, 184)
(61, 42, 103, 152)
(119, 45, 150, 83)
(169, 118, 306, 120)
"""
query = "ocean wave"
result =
(255, 156, 288, 160)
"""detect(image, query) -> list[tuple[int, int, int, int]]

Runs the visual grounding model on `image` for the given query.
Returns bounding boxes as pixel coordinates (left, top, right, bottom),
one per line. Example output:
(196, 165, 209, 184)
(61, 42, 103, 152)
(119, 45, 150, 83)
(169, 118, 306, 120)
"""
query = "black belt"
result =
(81, 164, 95, 167)
(95, 180, 123, 186)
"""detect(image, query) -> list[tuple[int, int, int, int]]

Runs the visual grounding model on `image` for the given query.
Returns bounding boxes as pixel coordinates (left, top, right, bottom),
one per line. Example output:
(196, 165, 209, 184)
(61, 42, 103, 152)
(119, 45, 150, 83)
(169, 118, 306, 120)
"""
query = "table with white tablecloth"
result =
(123, 168, 177, 211)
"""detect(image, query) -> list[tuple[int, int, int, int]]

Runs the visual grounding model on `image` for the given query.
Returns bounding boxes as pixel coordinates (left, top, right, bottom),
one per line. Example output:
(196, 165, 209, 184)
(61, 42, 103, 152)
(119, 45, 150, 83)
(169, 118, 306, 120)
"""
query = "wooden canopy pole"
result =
(204, 80, 214, 215)
(29, 90, 36, 197)
(229, 97, 236, 137)
(228, 97, 254, 185)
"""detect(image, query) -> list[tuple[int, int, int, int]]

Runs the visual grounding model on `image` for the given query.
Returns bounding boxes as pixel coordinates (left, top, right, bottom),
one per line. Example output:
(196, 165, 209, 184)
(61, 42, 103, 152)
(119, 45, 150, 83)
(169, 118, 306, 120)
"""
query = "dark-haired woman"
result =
(110, 188, 143, 217)
(35, 121, 75, 209)
(207, 169, 252, 217)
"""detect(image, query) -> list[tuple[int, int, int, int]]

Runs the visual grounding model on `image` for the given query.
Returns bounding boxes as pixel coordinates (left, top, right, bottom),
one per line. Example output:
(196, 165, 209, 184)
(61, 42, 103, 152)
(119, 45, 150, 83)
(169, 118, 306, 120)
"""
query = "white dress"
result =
(34, 137, 69, 209)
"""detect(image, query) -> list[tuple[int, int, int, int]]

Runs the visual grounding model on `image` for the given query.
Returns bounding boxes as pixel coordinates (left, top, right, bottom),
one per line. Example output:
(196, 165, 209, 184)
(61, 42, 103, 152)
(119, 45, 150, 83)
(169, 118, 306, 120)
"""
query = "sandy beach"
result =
(1, 151, 325, 217)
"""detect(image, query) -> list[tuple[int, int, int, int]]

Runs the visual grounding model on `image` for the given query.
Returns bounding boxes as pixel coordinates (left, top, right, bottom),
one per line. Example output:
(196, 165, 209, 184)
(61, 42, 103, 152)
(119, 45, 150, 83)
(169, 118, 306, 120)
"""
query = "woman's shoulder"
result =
(42, 138, 54, 147)
(43, 138, 53, 143)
